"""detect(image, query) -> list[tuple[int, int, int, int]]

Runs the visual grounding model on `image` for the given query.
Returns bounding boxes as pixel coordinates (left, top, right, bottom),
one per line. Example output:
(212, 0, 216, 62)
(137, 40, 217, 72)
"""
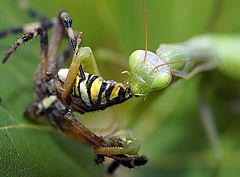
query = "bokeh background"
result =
(0, 0, 240, 177)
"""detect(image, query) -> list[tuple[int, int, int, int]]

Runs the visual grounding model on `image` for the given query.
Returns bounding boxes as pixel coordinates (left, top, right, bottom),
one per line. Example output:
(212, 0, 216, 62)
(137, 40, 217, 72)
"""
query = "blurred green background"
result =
(0, 0, 240, 177)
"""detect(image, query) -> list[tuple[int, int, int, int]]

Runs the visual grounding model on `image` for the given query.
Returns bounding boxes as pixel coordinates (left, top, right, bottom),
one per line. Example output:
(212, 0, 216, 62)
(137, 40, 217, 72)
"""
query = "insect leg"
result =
(171, 62, 218, 79)
(106, 155, 148, 173)
(0, 1, 53, 39)
(56, 45, 72, 70)
(58, 10, 77, 51)
(0, 20, 54, 39)
(107, 161, 120, 175)
(95, 147, 126, 155)
(49, 99, 107, 147)
(198, 93, 222, 176)
(61, 35, 82, 103)
(46, 19, 64, 75)
(16, 0, 49, 22)
(48, 9, 90, 73)
(0, 27, 24, 39)
(2, 25, 47, 64)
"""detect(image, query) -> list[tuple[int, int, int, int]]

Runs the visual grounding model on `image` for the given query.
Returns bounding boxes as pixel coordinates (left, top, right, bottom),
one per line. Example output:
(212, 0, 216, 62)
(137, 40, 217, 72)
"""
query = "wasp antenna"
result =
(141, 0, 149, 62)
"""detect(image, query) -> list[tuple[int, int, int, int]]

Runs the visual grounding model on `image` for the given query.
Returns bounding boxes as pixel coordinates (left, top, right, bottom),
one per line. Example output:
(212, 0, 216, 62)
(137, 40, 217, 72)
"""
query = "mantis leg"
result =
(198, 92, 222, 176)
(95, 146, 126, 155)
(95, 130, 141, 156)
(61, 38, 101, 103)
(171, 61, 218, 79)
(55, 46, 100, 74)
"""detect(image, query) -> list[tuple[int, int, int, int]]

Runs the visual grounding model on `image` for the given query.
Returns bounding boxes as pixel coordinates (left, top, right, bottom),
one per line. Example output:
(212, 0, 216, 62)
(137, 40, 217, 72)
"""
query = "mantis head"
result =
(128, 50, 172, 95)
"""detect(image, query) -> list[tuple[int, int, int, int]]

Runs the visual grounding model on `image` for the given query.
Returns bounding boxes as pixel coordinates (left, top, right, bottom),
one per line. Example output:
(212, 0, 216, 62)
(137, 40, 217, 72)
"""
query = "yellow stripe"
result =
(90, 77, 103, 102)
(100, 84, 110, 105)
(110, 85, 121, 100)
(80, 82, 91, 106)
(75, 75, 80, 96)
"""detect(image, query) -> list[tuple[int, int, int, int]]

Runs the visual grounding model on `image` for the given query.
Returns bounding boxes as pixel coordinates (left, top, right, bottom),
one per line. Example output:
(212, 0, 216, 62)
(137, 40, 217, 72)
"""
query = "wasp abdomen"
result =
(70, 73, 132, 113)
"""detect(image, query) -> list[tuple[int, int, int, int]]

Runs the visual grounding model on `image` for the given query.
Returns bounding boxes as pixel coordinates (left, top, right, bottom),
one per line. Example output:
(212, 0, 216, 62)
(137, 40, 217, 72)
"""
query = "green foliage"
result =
(1, 1, 240, 177)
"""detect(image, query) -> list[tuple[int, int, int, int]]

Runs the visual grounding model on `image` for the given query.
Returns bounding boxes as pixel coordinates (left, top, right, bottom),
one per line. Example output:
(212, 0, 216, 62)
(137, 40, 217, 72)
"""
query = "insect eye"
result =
(129, 50, 172, 95)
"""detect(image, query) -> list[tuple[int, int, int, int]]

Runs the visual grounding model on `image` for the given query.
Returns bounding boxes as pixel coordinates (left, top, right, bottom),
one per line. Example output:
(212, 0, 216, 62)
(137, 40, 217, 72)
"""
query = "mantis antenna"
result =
(141, 0, 149, 62)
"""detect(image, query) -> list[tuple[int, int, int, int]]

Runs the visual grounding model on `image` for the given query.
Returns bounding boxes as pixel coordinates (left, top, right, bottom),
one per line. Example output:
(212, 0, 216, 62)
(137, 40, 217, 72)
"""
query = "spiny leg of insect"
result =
(0, 0, 54, 39)
(171, 61, 218, 79)
(59, 10, 77, 51)
(2, 26, 48, 69)
(56, 45, 72, 70)
(0, 19, 54, 38)
(49, 105, 149, 171)
(17, 0, 49, 22)
(45, 19, 65, 76)
(47, 99, 107, 147)
(95, 146, 127, 156)
(24, 95, 108, 147)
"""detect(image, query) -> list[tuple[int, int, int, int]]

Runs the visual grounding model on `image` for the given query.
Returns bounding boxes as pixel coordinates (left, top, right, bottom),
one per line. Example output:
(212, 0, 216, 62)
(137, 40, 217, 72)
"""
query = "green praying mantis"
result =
(71, 32, 240, 162)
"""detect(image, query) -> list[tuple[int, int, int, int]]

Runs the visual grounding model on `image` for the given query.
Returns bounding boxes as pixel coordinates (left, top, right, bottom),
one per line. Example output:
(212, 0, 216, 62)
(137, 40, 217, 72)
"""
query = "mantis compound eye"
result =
(129, 50, 172, 95)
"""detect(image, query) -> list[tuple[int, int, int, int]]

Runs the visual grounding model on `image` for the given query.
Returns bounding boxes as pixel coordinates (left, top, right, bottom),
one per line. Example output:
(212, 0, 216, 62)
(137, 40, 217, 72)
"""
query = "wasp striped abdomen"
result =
(69, 73, 132, 113)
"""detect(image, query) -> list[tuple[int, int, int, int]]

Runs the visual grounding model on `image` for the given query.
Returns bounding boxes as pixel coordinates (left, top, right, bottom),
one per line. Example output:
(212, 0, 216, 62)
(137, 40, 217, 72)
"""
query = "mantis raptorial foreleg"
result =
(95, 130, 141, 156)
